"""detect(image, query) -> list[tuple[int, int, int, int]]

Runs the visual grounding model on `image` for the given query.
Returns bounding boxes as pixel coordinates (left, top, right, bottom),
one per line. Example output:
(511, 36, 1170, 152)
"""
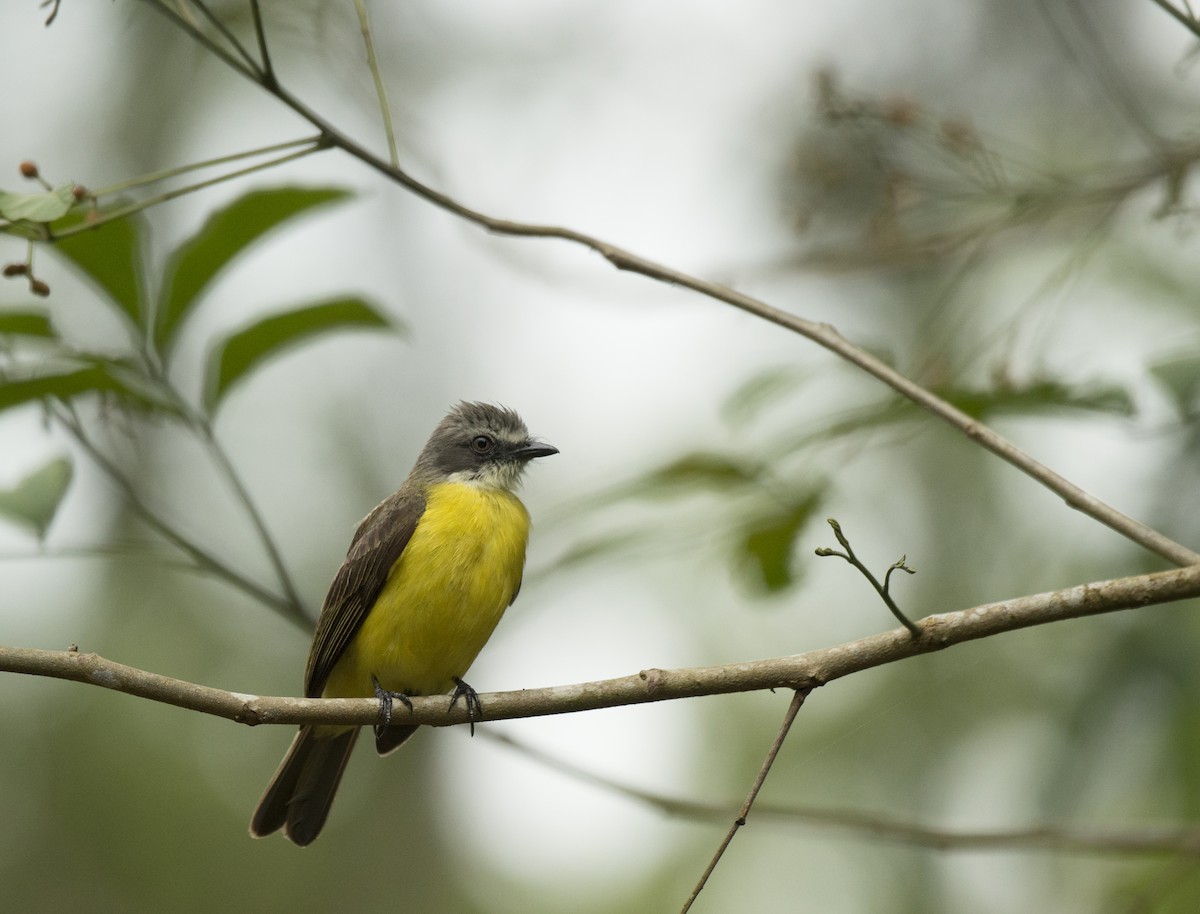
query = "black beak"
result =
(514, 439, 559, 460)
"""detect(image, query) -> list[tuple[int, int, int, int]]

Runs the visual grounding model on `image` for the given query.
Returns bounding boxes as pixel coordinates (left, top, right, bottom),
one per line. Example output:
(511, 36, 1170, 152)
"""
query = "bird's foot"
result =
(450, 677, 483, 737)
(372, 675, 414, 736)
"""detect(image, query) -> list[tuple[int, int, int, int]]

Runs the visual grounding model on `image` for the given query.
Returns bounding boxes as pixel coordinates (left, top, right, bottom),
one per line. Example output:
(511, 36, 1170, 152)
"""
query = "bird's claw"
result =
(450, 677, 483, 736)
(372, 675, 413, 734)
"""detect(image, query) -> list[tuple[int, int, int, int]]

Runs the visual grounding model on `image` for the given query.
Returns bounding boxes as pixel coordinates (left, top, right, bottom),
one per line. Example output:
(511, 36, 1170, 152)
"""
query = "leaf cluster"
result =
(0, 185, 398, 538)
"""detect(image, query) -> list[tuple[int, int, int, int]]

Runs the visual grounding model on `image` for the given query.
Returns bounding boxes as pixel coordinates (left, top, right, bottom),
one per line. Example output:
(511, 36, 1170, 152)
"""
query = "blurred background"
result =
(3, 0, 1200, 911)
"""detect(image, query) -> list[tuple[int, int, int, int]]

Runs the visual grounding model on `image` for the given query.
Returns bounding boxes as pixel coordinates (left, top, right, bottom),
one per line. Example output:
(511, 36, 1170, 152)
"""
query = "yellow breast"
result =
(322, 481, 531, 699)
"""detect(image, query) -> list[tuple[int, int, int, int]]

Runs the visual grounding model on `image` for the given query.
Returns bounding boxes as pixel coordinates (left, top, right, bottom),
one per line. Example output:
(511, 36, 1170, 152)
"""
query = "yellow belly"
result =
(322, 481, 530, 700)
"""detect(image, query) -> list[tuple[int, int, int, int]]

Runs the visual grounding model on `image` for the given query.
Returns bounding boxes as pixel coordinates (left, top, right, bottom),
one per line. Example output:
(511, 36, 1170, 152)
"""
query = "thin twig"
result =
(4, 561, 1200, 726)
(882, 557, 916, 594)
(133, 0, 1200, 569)
(193, 410, 306, 616)
(482, 730, 1200, 858)
(49, 143, 326, 241)
(1147, 0, 1200, 39)
(40, 0, 61, 27)
(353, 0, 400, 168)
(52, 407, 305, 627)
(816, 518, 921, 636)
(141, 0, 260, 79)
(681, 689, 809, 913)
(88, 136, 321, 198)
(0, 543, 196, 571)
(1039, 0, 1164, 151)
(140, 363, 307, 616)
(247, 0, 275, 88)
(186, 0, 263, 77)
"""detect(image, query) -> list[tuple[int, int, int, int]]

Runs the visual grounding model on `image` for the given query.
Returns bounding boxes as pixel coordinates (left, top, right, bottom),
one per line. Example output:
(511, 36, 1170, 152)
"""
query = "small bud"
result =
(3, 263, 29, 277)
(72, 184, 89, 201)
(19, 160, 39, 179)
(30, 279, 50, 297)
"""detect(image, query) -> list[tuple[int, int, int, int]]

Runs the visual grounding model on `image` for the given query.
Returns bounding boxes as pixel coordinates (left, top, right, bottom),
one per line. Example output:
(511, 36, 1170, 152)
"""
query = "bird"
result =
(249, 401, 557, 845)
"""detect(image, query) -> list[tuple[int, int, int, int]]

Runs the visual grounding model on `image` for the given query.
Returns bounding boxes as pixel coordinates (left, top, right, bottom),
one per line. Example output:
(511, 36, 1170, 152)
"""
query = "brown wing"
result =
(303, 488, 427, 698)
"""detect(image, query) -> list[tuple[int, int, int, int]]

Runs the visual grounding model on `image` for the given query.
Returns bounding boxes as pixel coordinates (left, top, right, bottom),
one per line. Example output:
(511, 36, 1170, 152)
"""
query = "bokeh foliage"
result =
(3, 2, 1200, 913)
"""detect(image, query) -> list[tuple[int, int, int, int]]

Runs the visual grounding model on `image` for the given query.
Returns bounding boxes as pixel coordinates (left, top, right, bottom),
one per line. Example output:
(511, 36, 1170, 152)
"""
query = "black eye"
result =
(470, 434, 495, 454)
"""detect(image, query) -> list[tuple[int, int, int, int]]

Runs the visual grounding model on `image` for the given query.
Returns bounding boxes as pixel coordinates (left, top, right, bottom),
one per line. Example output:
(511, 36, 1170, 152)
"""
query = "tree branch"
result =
(483, 730, 1200, 857)
(52, 406, 304, 626)
(247, 0, 275, 88)
(178, 394, 308, 624)
(133, 0, 1200, 568)
(352, 0, 399, 168)
(1147, 0, 1200, 40)
(682, 688, 810, 913)
(186, 0, 262, 78)
(49, 142, 326, 241)
(86, 135, 320, 199)
(3, 563, 1199, 727)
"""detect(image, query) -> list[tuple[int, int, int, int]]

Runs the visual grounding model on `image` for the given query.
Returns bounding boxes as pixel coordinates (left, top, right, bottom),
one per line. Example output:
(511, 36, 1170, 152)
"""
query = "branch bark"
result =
(4, 563, 1199, 727)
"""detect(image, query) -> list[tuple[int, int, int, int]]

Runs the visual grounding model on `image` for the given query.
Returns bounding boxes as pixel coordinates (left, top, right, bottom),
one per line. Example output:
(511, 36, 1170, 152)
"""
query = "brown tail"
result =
(375, 722, 420, 756)
(249, 726, 359, 846)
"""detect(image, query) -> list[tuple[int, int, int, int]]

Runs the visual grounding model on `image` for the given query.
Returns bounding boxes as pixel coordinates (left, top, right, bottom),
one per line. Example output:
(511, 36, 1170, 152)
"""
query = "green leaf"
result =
(638, 453, 763, 494)
(84, 355, 183, 417)
(738, 491, 822, 593)
(0, 456, 72, 539)
(942, 380, 1134, 420)
(0, 310, 54, 337)
(1149, 354, 1200, 418)
(205, 297, 393, 412)
(721, 365, 808, 427)
(775, 399, 916, 456)
(560, 451, 764, 517)
(0, 184, 76, 223)
(549, 530, 653, 572)
(158, 186, 353, 354)
(775, 379, 1133, 459)
(52, 210, 146, 331)
(0, 364, 136, 415)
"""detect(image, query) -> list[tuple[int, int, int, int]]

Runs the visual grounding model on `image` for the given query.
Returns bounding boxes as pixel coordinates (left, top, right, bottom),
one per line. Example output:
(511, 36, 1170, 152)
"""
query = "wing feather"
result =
(303, 489, 426, 698)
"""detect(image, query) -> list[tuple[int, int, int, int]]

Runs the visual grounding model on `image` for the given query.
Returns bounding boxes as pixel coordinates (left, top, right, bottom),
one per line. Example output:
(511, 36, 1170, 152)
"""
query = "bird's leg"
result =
(372, 675, 414, 737)
(450, 677, 483, 737)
